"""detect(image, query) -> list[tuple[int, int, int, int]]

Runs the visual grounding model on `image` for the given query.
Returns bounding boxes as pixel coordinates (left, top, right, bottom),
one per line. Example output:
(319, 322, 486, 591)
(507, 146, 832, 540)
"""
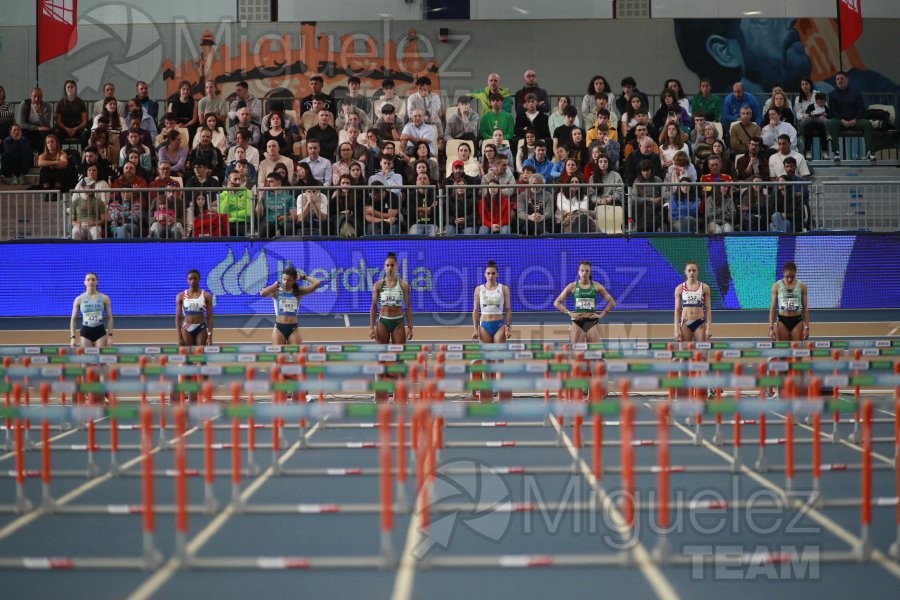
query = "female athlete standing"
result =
(673, 261, 712, 342)
(69, 272, 114, 348)
(369, 252, 414, 344)
(472, 260, 512, 342)
(553, 260, 615, 343)
(768, 261, 809, 341)
(175, 269, 215, 346)
(260, 267, 322, 345)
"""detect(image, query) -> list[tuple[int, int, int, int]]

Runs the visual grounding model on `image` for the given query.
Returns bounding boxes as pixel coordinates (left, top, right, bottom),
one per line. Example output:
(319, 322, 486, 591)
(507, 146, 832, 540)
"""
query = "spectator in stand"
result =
(1, 125, 32, 185)
(799, 92, 832, 160)
(107, 185, 147, 238)
(706, 139, 732, 177)
(444, 167, 479, 236)
(623, 123, 660, 162)
(18, 88, 53, 150)
(479, 94, 515, 143)
(550, 96, 582, 140)
(477, 172, 512, 234)
(294, 185, 329, 236)
(373, 78, 406, 126)
(552, 106, 581, 155)
(299, 139, 332, 186)
(149, 183, 184, 239)
(198, 80, 227, 127)
(332, 142, 365, 185)
(92, 97, 128, 133)
(555, 175, 596, 233)
(218, 170, 253, 236)
(343, 75, 372, 117)
(770, 157, 810, 232)
(305, 108, 339, 162)
(514, 69, 550, 115)
(522, 140, 554, 181)
(619, 95, 645, 141)
(659, 121, 691, 170)
(299, 76, 336, 117)
(70, 164, 109, 240)
(0, 85, 15, 140)
(517, 173, 554, 235)
(768, 134, 810, 179)
(184, 159, 221, 215)
(329, 173, 366, 237)
(258, 139, 296, 188)
(407, 172, 439, 236)
(135, 81, 159, 126)
(158, 130, 188, 177)
(454, 142, 481, 181)
(689, 79, 723, 123)
(826, 70, 876, 160)
(112, 159, 149, 191)
(122, 104, 156, 150)
(401, 109, 437, 156)
(54, 80, 89, 144)
(167, 80, 199, 137)
(91, 83, 126, 119)
(583, 95, 617, 135)
(662, 150, 697, 197)
(766, 90, 796, 127)
(407, 142, 440, 183)
(722, 82, 761, 131)
(515, 129, 537, 174)
(36, 133, 71, 194)
(226, 107, 261, 147)
(669, 178, 700, 233)
(405, 76, 443, 131)
(733, 136, 770, 184)
(187, 127, 225, 178)
(226, 129, 260, 168)
(587, 124, 621, 172)
(589, 155, 624, 207)
(514, 93, 551, 147)
(699, 155, 735, 233)
(260, 111, 295, 159)
(335, 96, 370, 132)
(445, 95, 480, 145)
(364, 182, 401, 235)
(118, 128, 152, 173)
(614, 77, 650, 121)
(630, 159, 664, 232)
(761, 107, 798, 152)
(373, 103, 402, 145)
(624, 136, 663, 187)
(653, 90, 692, 133)
(664, 79, 692, 115)
(581, 76, 616, 120)
(227, 81, 262, 126)
(470, 73, 512, 114)
(729, 105, 762, 155)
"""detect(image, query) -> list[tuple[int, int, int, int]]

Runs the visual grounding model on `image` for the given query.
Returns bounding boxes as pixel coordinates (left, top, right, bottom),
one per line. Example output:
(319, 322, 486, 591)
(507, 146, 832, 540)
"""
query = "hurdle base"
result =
(395, 484, 409, 514)
(15, 487, 33, 514)
(230, 484, 244, 513)
(142, 534, 163, 571)
(652, 535, 672, 565)
(380, 531, 396, 569)
(889, 533, 900, 561)
(711, 425, 723, 446)
(86, 458, 101, 479)
(41, 484, 56, 513)
(108, 456, 121, 477)
(204, 485, 220, 514)
(853, 526, 872, 563)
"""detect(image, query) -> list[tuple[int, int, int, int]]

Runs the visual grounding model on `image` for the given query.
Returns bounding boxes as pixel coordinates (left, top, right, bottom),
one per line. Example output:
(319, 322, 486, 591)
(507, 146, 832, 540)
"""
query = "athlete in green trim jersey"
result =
(553, 260, 615, 343)
(370, 252, 414, 344)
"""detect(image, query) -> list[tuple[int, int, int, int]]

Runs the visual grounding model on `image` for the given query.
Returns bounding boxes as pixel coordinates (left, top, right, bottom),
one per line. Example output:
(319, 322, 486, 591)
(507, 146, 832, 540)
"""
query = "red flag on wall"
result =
(38, 0, 78, 64)
(838, 0, 863, 51)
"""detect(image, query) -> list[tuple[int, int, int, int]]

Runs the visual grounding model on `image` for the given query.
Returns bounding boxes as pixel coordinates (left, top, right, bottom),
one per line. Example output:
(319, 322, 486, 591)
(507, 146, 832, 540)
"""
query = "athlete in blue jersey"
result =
(768, 261, 809, 342)
(176, 269, 215, 346)
(674, 261, 712, 342)
(369, 252, 413, 344)
(260, 267, 322, 345)
(69, 272, 114, 348)
(472, 260, 512, 343)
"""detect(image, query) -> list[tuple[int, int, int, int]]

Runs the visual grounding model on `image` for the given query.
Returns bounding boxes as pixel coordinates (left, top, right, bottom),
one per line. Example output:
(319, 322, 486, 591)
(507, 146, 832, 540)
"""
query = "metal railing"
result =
(2, 180, 898, 241)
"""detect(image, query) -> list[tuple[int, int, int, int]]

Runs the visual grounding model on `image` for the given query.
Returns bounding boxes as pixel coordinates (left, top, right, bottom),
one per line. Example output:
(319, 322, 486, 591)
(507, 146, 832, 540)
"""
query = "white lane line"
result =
(669, 417, 900, 581)
(126, 419, 324, 600)
(343, 314, 351, 328)
(552, 415, 680, 600)
(390, 494, 422, 600)
(0, 423, 198, 541)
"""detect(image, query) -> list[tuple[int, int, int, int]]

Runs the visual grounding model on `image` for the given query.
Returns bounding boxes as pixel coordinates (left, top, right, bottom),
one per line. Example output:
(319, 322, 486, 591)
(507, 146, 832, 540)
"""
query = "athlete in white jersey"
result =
(369, 252, 413, 344)
(176, 269, 215, 346)
(69, 272, 114, 348)
(472, 260, 512, 342)
(673, 261, 712, 342)
(260, 267, 322, 345)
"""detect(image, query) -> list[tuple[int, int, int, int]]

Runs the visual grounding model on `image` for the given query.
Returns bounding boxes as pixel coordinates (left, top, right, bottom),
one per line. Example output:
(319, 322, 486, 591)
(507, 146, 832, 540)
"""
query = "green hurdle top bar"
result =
(1, 339, 896, 357)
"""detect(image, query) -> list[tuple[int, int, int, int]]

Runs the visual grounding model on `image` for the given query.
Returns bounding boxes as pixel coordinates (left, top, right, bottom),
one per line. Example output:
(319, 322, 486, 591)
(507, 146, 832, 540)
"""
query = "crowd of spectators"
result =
(0, 68, 884, 239)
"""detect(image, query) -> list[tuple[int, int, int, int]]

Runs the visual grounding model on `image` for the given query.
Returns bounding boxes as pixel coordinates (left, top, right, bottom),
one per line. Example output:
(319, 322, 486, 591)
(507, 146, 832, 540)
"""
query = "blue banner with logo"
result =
(4, 235, 898, 317)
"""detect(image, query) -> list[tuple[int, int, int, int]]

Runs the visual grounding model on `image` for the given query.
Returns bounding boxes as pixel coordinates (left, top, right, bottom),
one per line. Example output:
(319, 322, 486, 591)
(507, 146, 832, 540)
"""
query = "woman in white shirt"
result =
(556, 175, 596, 233)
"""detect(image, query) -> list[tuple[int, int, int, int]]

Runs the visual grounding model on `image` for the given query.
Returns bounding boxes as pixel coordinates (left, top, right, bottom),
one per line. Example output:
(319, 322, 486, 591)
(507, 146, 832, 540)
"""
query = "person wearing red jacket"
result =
(477, 172, 511, 234)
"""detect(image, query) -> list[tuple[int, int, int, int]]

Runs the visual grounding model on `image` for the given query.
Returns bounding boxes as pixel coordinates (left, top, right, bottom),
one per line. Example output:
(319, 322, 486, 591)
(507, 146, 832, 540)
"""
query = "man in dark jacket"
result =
(826, 70, 875, 160)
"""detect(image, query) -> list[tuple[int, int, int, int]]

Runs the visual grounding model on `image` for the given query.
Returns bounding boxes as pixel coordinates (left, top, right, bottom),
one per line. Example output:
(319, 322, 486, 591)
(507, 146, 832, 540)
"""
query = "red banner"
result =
(838, 0, 863, 51)
(38, 0, 78, 64)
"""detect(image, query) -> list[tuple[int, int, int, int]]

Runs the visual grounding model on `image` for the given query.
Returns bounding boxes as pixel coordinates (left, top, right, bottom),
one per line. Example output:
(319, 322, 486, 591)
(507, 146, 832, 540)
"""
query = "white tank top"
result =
(680, 282, 704, 309)
(479, 284, 504, 316)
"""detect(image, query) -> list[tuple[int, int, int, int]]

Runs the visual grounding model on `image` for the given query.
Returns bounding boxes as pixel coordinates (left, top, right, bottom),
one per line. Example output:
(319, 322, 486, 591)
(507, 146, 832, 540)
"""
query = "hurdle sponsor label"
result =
(83, 347, 100, 355)
(791, 349, 811, 358)
(731, 376, 756, 388)
(824, 375, 849, 387)
(51, 381, 77, 394)
(279, 365, 302, 375)
(307, 353, 327, 362)
(875, 340, 890, 347)
(362, 365, 384, 375)
(722, 350, 741, 359)
(444, 352, 463, 361)
(438, 380, 466, 394)
(325, 345, 342, 352)
(525, 363, 548, 373)
(200, 366, 223, 376)
(694, 342, 712, 350)
(167, 355, 186, 364)
(24, 347, 41, 355)
(514, 351, 534, 360)
(814, 341, 831, 348)
(631, 376, 660, 389)
(237, 354, 258, 363)
(341, 380, 369, 393)
(861, 348, 878, 357)
(244, 381, 270, 393)
(756, 342, 773, 349)
(30, 356, 48, 364)
(848, 360, 869, 370)
(147, 381, 173, 394)
(40, 367, 63, 377)
(377, 353, 397, 362)
(431, 403, 466, 418)
(653, 351, 673, 359)
(608, 362, 628, 373)
(509, 343, 525, 351)
(443, 364, 467, 375)
(635, 342, 650, 350)
(691, 362, 710, 372)
(204, 346, 220, 353)
(447, 344, 464, 352)
(767, 361, 789, 372)
(387, 345, 404, 352)
(144, 347, 161, 354)
(585, 351, 605, 360)
(118, 366, 142, 377)
(572, 343, 588, 351)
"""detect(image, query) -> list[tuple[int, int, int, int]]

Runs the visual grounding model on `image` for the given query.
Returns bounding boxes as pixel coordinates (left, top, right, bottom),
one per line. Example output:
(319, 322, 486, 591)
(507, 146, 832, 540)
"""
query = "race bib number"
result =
(279, 297, 298, 314)
(83, 310, 102, 327)
(575, 298, 595, 311)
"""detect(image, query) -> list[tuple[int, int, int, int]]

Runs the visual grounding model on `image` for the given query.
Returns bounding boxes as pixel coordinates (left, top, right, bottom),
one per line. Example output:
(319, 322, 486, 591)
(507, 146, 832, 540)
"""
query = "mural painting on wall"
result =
(160, 21, 442, 105)
(674, 18, 898, 94)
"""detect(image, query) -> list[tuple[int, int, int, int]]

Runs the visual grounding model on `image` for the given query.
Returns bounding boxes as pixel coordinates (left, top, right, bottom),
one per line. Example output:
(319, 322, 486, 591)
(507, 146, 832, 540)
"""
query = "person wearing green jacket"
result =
(470, 73, 513, 114)
(218, 170, 254, 236)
